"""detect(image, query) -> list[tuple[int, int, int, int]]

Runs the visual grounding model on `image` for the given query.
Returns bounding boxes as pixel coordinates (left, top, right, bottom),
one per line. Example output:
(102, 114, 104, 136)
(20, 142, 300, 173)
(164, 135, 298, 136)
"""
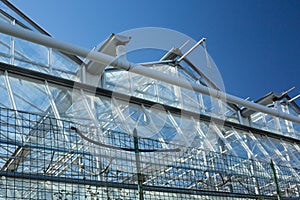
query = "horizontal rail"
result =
(1, 62, 300, 144)
(0, 171, 265, 199)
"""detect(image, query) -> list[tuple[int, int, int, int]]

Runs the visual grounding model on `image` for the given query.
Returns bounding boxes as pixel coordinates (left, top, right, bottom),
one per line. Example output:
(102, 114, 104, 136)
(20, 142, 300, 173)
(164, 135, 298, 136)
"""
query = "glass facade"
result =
(0, 1, 299, 199)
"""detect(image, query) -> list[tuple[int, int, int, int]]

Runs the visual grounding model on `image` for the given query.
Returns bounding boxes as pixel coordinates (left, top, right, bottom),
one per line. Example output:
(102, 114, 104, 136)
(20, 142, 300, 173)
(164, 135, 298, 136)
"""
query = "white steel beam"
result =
(0, 21, 299, 124)
(44, 80, 70, 144)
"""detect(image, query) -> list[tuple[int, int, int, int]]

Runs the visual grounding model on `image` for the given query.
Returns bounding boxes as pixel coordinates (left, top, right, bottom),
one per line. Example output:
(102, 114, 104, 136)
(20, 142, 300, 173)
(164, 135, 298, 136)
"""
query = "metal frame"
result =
(0, 21, 299, 124)
(0, 62, 299, 145)
(0, 62, 300, 197)
(0, 2, 299, 198)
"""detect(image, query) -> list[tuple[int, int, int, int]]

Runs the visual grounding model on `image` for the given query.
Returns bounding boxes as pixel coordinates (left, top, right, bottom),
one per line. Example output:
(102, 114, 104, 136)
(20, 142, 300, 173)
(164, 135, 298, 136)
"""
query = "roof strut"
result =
(177, 38, 206, 63)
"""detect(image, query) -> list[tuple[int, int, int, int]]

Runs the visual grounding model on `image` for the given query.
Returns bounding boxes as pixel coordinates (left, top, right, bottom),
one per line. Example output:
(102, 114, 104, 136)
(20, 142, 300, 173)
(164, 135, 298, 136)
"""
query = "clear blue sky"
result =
(11, 0, 300, 104)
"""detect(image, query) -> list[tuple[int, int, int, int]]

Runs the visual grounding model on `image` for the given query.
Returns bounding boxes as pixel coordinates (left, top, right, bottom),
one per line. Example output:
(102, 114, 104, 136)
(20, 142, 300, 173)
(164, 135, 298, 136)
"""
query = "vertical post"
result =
(270, 159, 281, 200)
(48, 47, 52, 73)
(133, 128, 144, 200)
(10, 19, 15, 65)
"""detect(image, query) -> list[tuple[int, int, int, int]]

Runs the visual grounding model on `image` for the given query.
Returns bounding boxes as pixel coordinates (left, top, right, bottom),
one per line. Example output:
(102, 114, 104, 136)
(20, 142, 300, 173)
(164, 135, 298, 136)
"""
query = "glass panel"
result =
(223, 128, 248, 158)
(0, 33, 10, 55)
(50, 51, 80, 80)
(8, 76, 50, 112)
(47, 84, 72, 118)
(0, 74, 12, 108)
(13, 38, 49, 73)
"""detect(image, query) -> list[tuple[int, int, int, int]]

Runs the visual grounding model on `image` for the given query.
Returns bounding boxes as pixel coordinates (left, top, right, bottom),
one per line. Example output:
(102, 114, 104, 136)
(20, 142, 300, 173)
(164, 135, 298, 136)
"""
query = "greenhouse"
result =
(0, 0, 299, 199)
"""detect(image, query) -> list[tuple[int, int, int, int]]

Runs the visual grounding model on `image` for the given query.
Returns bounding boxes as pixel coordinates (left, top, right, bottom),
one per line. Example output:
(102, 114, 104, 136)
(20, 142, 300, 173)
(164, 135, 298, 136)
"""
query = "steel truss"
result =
(0, 62, 299, 199)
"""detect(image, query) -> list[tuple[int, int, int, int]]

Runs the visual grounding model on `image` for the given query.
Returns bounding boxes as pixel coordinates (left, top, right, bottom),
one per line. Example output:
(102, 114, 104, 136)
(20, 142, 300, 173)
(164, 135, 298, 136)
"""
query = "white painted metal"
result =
(9, 19, 15, 65)
(289, 94, 300, 103)
(44, 80, 70, 144)
(0, 21, 299, 124)
(177, 37, 206, 62)
(4, 71, 17, 111)
(3, 70, 22, 135)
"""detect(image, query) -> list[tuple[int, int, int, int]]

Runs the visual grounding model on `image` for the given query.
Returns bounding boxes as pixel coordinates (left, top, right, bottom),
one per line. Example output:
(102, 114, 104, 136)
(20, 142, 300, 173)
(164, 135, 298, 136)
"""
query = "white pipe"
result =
(289, 94, 300, 103)
(177, 37, 206, 62)
(0, 21, 299, 124)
